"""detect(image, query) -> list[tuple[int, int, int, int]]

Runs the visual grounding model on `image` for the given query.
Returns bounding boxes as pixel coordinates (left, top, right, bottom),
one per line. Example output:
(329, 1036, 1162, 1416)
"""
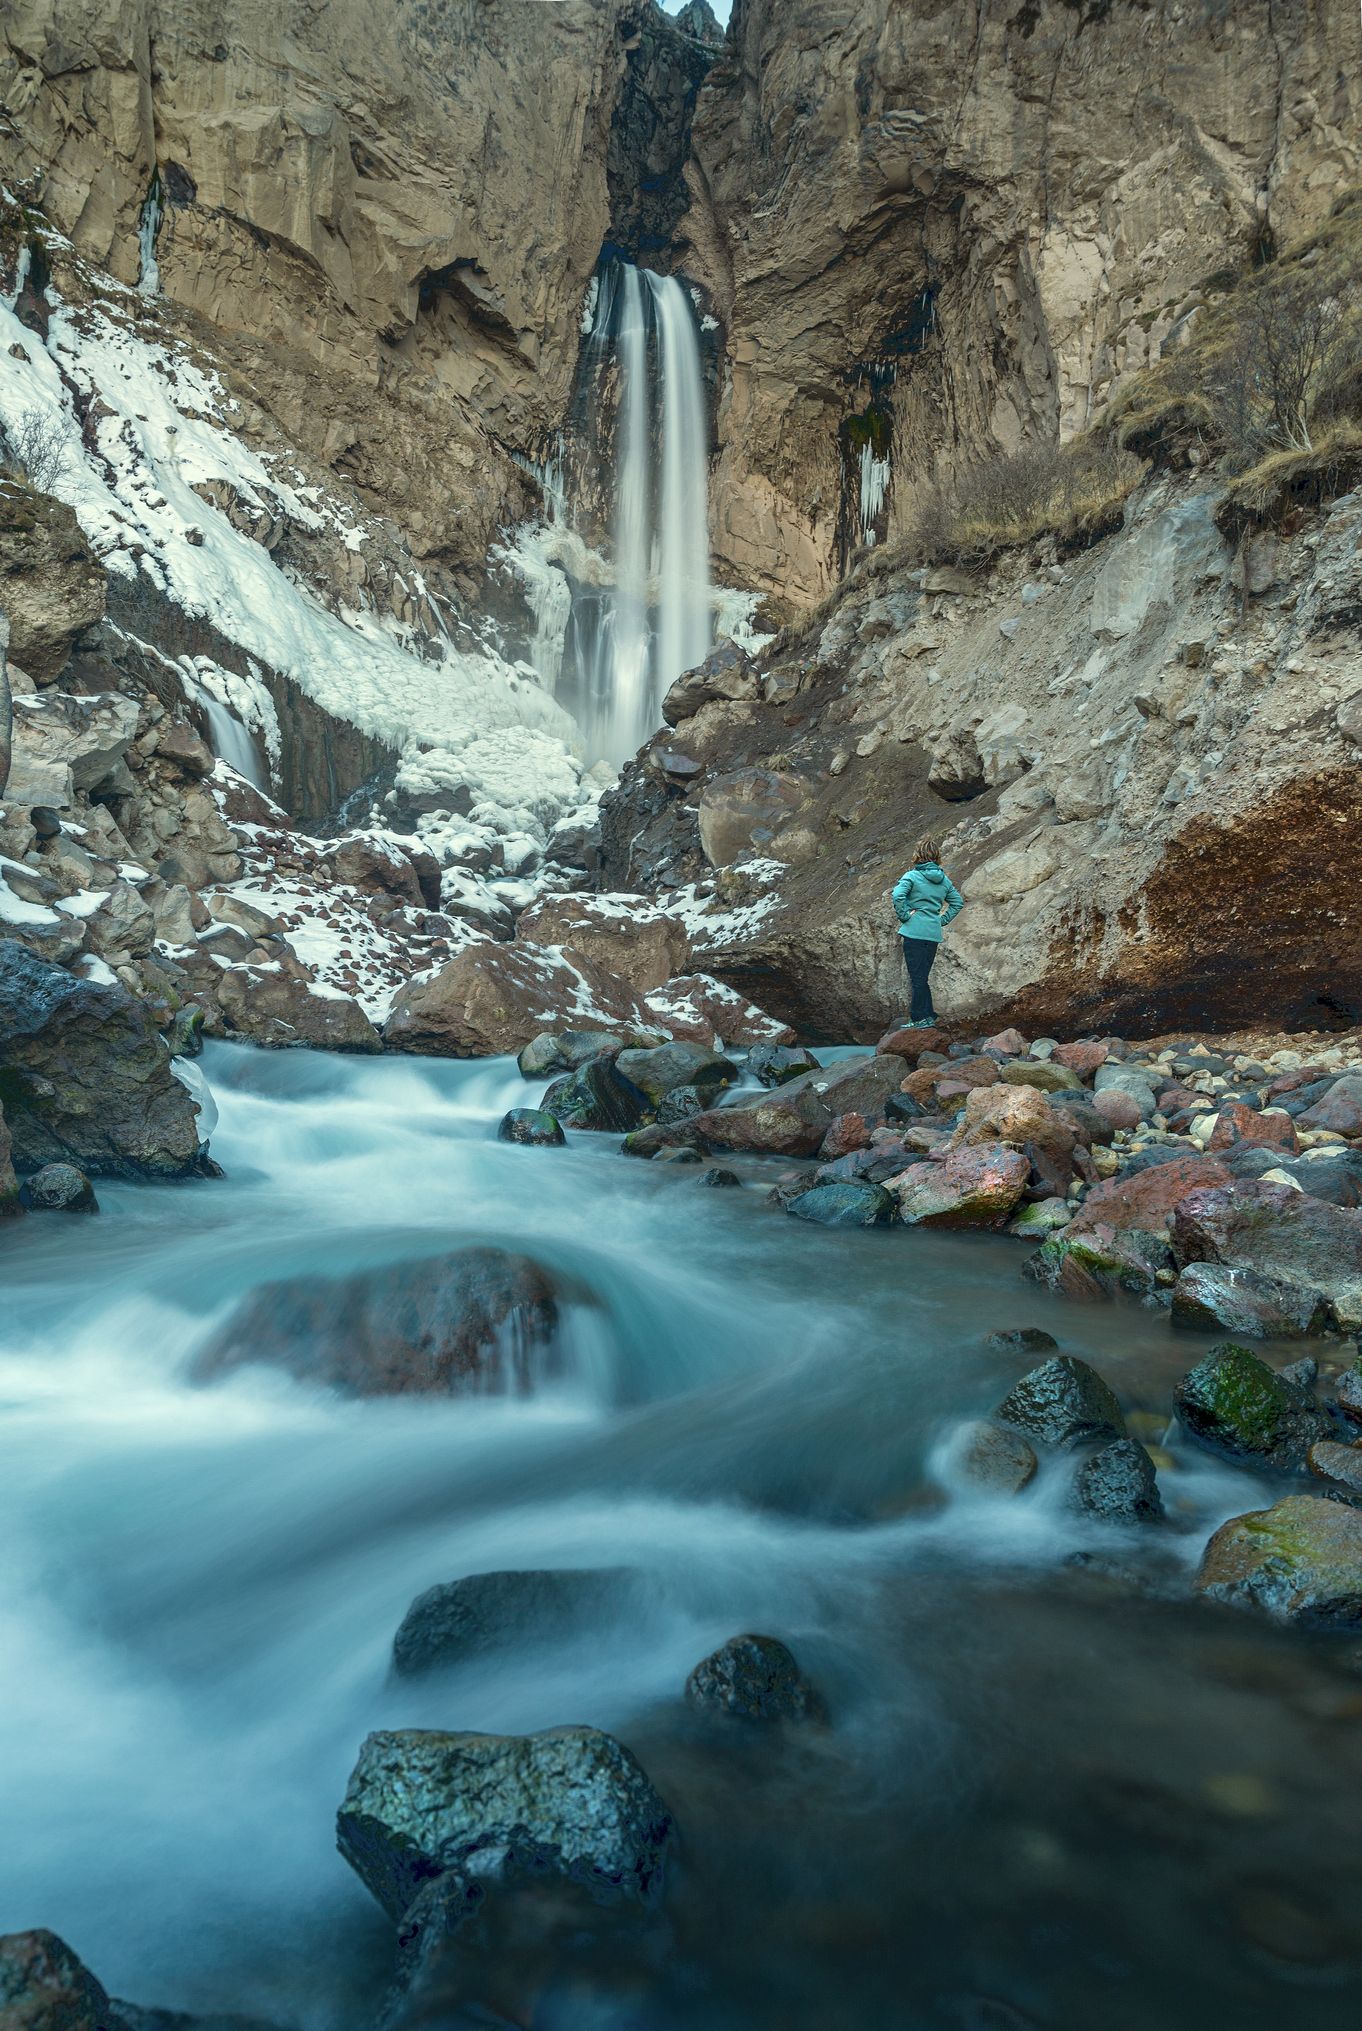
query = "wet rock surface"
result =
(337, 1726, 676, 1921)
(17, 1161, 98, 1213)
(1071, 1439, 1164, 1525)
(1196, 1496, 1362, 1627)
(1173, 1342, 1334, 1471)
(496, 1108, 566, 1148)
(685, 1634, 827, 1725)
(995, 1357, 1127, 1451)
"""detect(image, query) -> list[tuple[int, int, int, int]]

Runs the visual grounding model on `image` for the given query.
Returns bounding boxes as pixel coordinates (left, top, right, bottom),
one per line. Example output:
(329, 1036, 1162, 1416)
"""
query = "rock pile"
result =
(607, 1021, 1362, 1342)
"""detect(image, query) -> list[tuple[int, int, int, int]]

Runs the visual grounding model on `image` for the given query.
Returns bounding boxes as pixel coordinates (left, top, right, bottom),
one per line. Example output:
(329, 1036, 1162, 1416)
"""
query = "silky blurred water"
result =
(1, 1043, 1359, 2030)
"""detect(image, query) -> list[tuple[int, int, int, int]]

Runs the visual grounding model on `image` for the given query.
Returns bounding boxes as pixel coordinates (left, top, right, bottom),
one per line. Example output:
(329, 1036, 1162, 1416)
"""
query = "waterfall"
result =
(201, 694, 268, 793)
(511, 260, 714, 768)
(646, 271, 713, 696)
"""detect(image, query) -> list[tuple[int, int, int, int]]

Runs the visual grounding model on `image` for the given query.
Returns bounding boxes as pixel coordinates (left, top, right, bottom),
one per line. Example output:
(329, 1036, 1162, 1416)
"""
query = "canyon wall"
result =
(0, 0, 639, 580)
(687, 0, 1362, 604)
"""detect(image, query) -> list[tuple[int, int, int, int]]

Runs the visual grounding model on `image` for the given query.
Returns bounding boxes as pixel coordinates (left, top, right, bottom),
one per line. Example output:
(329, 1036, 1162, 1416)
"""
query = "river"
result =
(2, 1043, 1359, 2029)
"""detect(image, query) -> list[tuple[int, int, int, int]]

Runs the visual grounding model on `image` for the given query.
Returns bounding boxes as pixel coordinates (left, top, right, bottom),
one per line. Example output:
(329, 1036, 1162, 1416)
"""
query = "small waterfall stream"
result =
(199, 692, 268, 793)
(516, 260, 715, 768)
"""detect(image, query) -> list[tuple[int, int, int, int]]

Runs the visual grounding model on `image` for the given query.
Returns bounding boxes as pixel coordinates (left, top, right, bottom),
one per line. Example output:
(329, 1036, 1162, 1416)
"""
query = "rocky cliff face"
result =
(0, 0, 638, 578)
(687, 0, 1362, 604)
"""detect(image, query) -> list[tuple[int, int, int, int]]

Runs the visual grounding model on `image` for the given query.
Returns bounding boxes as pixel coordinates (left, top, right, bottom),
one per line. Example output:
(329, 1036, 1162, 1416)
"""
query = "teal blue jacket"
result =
(891, 861, 964, 944)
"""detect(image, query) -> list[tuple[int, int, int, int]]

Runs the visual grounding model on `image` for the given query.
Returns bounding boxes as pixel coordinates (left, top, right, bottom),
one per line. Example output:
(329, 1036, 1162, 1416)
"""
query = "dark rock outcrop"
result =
(496, 1108, 566, 1148)
(1071, 1439, 1164, 1525)
(0, 939, 210, 1177)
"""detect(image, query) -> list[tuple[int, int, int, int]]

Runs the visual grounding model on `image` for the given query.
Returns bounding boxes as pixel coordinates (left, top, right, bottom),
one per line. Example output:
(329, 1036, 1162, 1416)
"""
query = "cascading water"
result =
(513, 260, 715, 768)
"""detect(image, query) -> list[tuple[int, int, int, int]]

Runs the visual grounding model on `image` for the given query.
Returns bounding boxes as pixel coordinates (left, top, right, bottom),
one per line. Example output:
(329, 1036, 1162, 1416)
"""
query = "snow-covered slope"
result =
(0, 231, 598, 866)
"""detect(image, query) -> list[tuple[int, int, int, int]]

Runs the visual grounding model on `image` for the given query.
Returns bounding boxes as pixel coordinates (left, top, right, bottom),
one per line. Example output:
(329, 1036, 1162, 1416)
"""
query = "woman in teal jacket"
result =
(891, 835, 964, 1027)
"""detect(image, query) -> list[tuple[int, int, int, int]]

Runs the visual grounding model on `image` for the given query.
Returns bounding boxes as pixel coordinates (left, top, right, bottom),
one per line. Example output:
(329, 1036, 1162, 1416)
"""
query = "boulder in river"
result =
(983, 1327, 1059, 1355)
(391, 1568, 638, 1678)
(196, 1247, 562, 1396)
(786, 1179, 895, 1228)
(687, 1085, 832, 1157)
(496, 1108, 565, 1148)
(518, 1030, 627, 1078)
(1307, 1439, 1362, 1496)
(0, 1929, 117, 2031)
(1335, 1357, 1362, 1425)
(0, 938, 210, 1178)
(699, 1166, 742, 1187)
(1171, 1180, 1362, 1329)
(745, 1042, 818, 1087)
(952, 1419, 1040, 1497)
(1170, 1261, 1332, 1337)
(613, 1041, 736, 1106)
(1071, 1438, 1164, 1524)
(995, 1355, 1126, 1449)
(685, 1634, 827, 1724)
(18, 1161, 98, 1212)
(337, 1725, 675, 1920)
(948, 1082, 1078, 1168)
(1173, 1341, 1333, 1470)
(888, 1142, 1030, 1228)
(1195, 1495, 1362, 1627)
(543, 1053, 650, 1133)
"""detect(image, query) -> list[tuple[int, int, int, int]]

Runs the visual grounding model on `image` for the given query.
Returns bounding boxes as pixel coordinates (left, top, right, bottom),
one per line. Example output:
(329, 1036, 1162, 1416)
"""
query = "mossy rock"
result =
(1174, 1341, 1332, 1469)
(1196, 1495, 1362, 1626)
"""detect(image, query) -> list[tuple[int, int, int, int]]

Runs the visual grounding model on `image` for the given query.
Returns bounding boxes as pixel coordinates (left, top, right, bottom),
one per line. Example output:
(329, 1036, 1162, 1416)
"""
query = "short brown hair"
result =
(913, 835, 942, 864)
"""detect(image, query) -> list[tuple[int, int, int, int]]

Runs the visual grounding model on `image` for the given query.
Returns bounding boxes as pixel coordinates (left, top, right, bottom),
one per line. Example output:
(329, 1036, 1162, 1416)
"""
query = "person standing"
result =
(891, 836, 964, 1028)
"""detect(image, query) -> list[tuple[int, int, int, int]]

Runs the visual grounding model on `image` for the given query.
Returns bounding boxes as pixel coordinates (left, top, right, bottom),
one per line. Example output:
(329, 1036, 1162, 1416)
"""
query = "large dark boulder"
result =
(0, 1099, 19, 1216)
(1171, 1180, 1362, 1331)
(1195, 1495, 1362, 1626)
(684, 1634, 827, 1724)
(195, 1248, 561, 1396)
(1173, 1341, 1333, 1470)
(0, 939, 210, 1177)
(994, 1356, 1126, 1449)
(392, 1568, 637, 1678)
(337, 1726, 676, 1920)
(543, 1053, 649, 1132)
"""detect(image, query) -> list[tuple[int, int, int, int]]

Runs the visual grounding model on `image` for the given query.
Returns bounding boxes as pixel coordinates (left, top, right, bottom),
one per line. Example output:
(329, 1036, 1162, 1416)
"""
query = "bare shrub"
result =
(908, 437, 1142, 565)
(1208, 281, 1361, 466)
(0, 409, 70, 492)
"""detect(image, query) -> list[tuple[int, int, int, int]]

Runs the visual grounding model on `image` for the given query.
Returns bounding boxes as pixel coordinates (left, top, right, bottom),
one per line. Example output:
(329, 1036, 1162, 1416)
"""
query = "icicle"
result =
(137, 174, 163, 298)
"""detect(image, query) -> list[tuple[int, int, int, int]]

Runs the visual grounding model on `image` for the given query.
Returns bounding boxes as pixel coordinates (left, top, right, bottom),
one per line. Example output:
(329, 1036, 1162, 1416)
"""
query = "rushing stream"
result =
(2, 1044, 1360, 2029)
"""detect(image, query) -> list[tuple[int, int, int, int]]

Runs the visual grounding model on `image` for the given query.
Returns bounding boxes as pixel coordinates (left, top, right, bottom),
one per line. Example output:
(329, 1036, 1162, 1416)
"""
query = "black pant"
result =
(902, 937, 938, 1023)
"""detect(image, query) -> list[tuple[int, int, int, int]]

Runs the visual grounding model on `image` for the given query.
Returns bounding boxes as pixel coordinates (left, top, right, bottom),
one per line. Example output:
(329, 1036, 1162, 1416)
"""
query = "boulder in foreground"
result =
(1195, 1495, 1362, 1627)
(337, 1726, 675, 1920)
(1173, 1340, 1333, 1470)
(196, 1248, 561, 1396)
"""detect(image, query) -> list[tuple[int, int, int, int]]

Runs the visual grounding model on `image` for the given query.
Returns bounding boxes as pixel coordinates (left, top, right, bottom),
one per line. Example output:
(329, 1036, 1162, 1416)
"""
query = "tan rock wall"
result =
(688, 0, 1362, 603)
